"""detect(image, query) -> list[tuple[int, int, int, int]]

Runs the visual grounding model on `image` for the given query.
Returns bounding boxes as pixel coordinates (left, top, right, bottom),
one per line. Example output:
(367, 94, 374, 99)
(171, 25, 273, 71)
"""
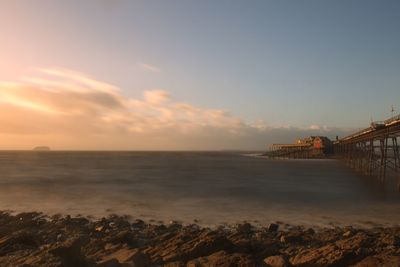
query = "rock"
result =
(163, 261, 185, 267)
(128, 250, 150, 267)
(56, 233, 64, 242)
(0, 231, 39, 256)
(279, 232, 303, 244)
(268, 223, 279, 232)
(49, 236, 90, 267)
(3, 211, 400, 267)
(186, 250, 256, 267)
(167, 221, 183, 230)
(305, 228, 315, 235)
(343, 230, 352, 237)
(264, 255, 288, 267)
(100, 248, 150, 267)
(336, 232, 371, 250)
(289, 233, 370, 267)
(380, 234, 400, 247)
(147, 230, 233, 263)
(236, 223, 253, 234)
(131, 219, 145, 229)
(290, 243, 349, 266)
(108, 230, 136, 247)
(97, 258, 121, 267)
(352, 254, 400, 267)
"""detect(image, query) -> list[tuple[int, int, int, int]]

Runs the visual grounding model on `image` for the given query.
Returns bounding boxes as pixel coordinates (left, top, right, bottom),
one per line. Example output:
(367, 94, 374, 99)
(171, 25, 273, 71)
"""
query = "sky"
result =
(0, 0, 399, 150)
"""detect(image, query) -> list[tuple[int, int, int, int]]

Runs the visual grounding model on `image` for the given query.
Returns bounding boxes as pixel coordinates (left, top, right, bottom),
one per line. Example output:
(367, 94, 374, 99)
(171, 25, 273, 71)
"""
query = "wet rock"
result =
(148, 230, 233, 263)
(279, 231, 304, 244)
(131, 219, 145, 229)
(289, 233, 370, 267)
(49, 235, 90, 267)
(164, 261, 185, 267)
(128, 250, 150, 267)
(380, 234, 400, 247)
(268, 223, 279, 232)
(343, 230, 353, 238)
(264, 255, 289, 267)
(315, 228, 342, 243)
(304, 228, 315, 235)
(108, 230, 137, 247)
(153, 224, 167, 233)
(96, 226, 105, 232)
(290, 244, 349, 266)
(236, 223, 253, 235)
(56, 233, 63, 242)
(0, 231, 39, 256)
(186, 250, 256, 267)
(352, 254, 400, 266)
(167, 221, 183, 230)
(336, 232, 371, 250)
(99, 247, 150, 267)
(97, 258, 121, 267)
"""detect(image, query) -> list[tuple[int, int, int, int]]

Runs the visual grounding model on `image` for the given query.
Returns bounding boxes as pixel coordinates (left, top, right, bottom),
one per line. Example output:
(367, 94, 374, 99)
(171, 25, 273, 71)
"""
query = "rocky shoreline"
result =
(0, 212, 399, 267)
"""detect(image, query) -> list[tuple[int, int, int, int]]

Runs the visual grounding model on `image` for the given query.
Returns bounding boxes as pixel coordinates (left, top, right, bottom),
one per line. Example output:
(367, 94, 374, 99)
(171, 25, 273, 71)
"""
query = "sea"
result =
(0, 151, 399, 228)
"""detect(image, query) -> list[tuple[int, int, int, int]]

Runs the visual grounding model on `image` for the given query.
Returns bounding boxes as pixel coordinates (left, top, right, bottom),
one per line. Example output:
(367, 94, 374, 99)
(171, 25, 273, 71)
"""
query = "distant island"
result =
(32, 146, 51, 151)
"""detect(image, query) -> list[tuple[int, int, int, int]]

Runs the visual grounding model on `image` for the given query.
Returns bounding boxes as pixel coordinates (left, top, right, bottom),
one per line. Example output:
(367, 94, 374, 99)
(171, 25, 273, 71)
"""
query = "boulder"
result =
(268, 224, 279, 232)
(264, 255, 289, 267)
(49, 236, 90, 267)
(290, 243, 351, 266)
(290, 231, 371, 266)
(279, 232, 303, 244)
(236, 223, 253, 235)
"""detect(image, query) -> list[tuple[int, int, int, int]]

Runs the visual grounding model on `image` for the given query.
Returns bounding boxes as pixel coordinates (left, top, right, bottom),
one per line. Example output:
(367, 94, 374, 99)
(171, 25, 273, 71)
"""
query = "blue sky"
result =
(0, 1, 399, 149)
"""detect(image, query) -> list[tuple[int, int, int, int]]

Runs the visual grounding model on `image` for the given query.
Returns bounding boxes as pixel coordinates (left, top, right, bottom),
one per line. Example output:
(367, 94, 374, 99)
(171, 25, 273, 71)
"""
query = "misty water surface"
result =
(0, 151, 399, 228)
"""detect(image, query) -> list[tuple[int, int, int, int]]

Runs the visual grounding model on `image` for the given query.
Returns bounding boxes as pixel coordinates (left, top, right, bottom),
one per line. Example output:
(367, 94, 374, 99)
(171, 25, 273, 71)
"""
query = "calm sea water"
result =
(0, 151, 399, 228)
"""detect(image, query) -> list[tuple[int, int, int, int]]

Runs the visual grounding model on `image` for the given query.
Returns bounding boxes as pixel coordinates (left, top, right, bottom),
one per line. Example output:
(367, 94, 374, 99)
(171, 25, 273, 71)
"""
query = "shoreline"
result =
(1, 211, 399, 267)
(3, 208, 400, 231)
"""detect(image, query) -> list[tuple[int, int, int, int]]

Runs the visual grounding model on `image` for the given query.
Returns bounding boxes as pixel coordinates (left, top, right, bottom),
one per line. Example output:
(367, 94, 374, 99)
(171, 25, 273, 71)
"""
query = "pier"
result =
(267, 136, 333, 159)
(266, 114, 400, 190)
(334, 114, 400, 189)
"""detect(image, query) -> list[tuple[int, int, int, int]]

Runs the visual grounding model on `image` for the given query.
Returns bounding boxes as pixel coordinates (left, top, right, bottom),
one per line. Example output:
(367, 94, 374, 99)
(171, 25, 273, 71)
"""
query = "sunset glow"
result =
(1, 1, 398, 150)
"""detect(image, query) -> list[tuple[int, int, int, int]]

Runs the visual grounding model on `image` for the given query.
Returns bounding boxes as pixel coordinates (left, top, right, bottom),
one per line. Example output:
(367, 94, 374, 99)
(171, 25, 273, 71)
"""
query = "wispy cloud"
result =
(0, 68, 353, 150)
(138, 63, 161, 73)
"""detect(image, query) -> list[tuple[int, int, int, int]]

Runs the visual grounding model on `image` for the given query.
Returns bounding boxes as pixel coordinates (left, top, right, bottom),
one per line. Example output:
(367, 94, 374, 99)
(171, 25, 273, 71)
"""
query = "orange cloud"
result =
(0, 68, 352, 150)
(0, 68, 247, 149)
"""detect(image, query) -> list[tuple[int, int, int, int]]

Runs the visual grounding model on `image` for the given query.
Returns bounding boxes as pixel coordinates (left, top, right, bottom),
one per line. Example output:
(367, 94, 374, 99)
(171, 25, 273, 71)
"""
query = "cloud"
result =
(0, 68, 354, 150)
(138, 63, 161, 73)
(143, 90, 170, 105)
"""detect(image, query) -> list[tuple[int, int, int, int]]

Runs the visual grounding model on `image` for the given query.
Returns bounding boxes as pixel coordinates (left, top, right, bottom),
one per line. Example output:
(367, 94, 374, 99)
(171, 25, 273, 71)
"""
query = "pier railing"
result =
(333, 115, 400, 190)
